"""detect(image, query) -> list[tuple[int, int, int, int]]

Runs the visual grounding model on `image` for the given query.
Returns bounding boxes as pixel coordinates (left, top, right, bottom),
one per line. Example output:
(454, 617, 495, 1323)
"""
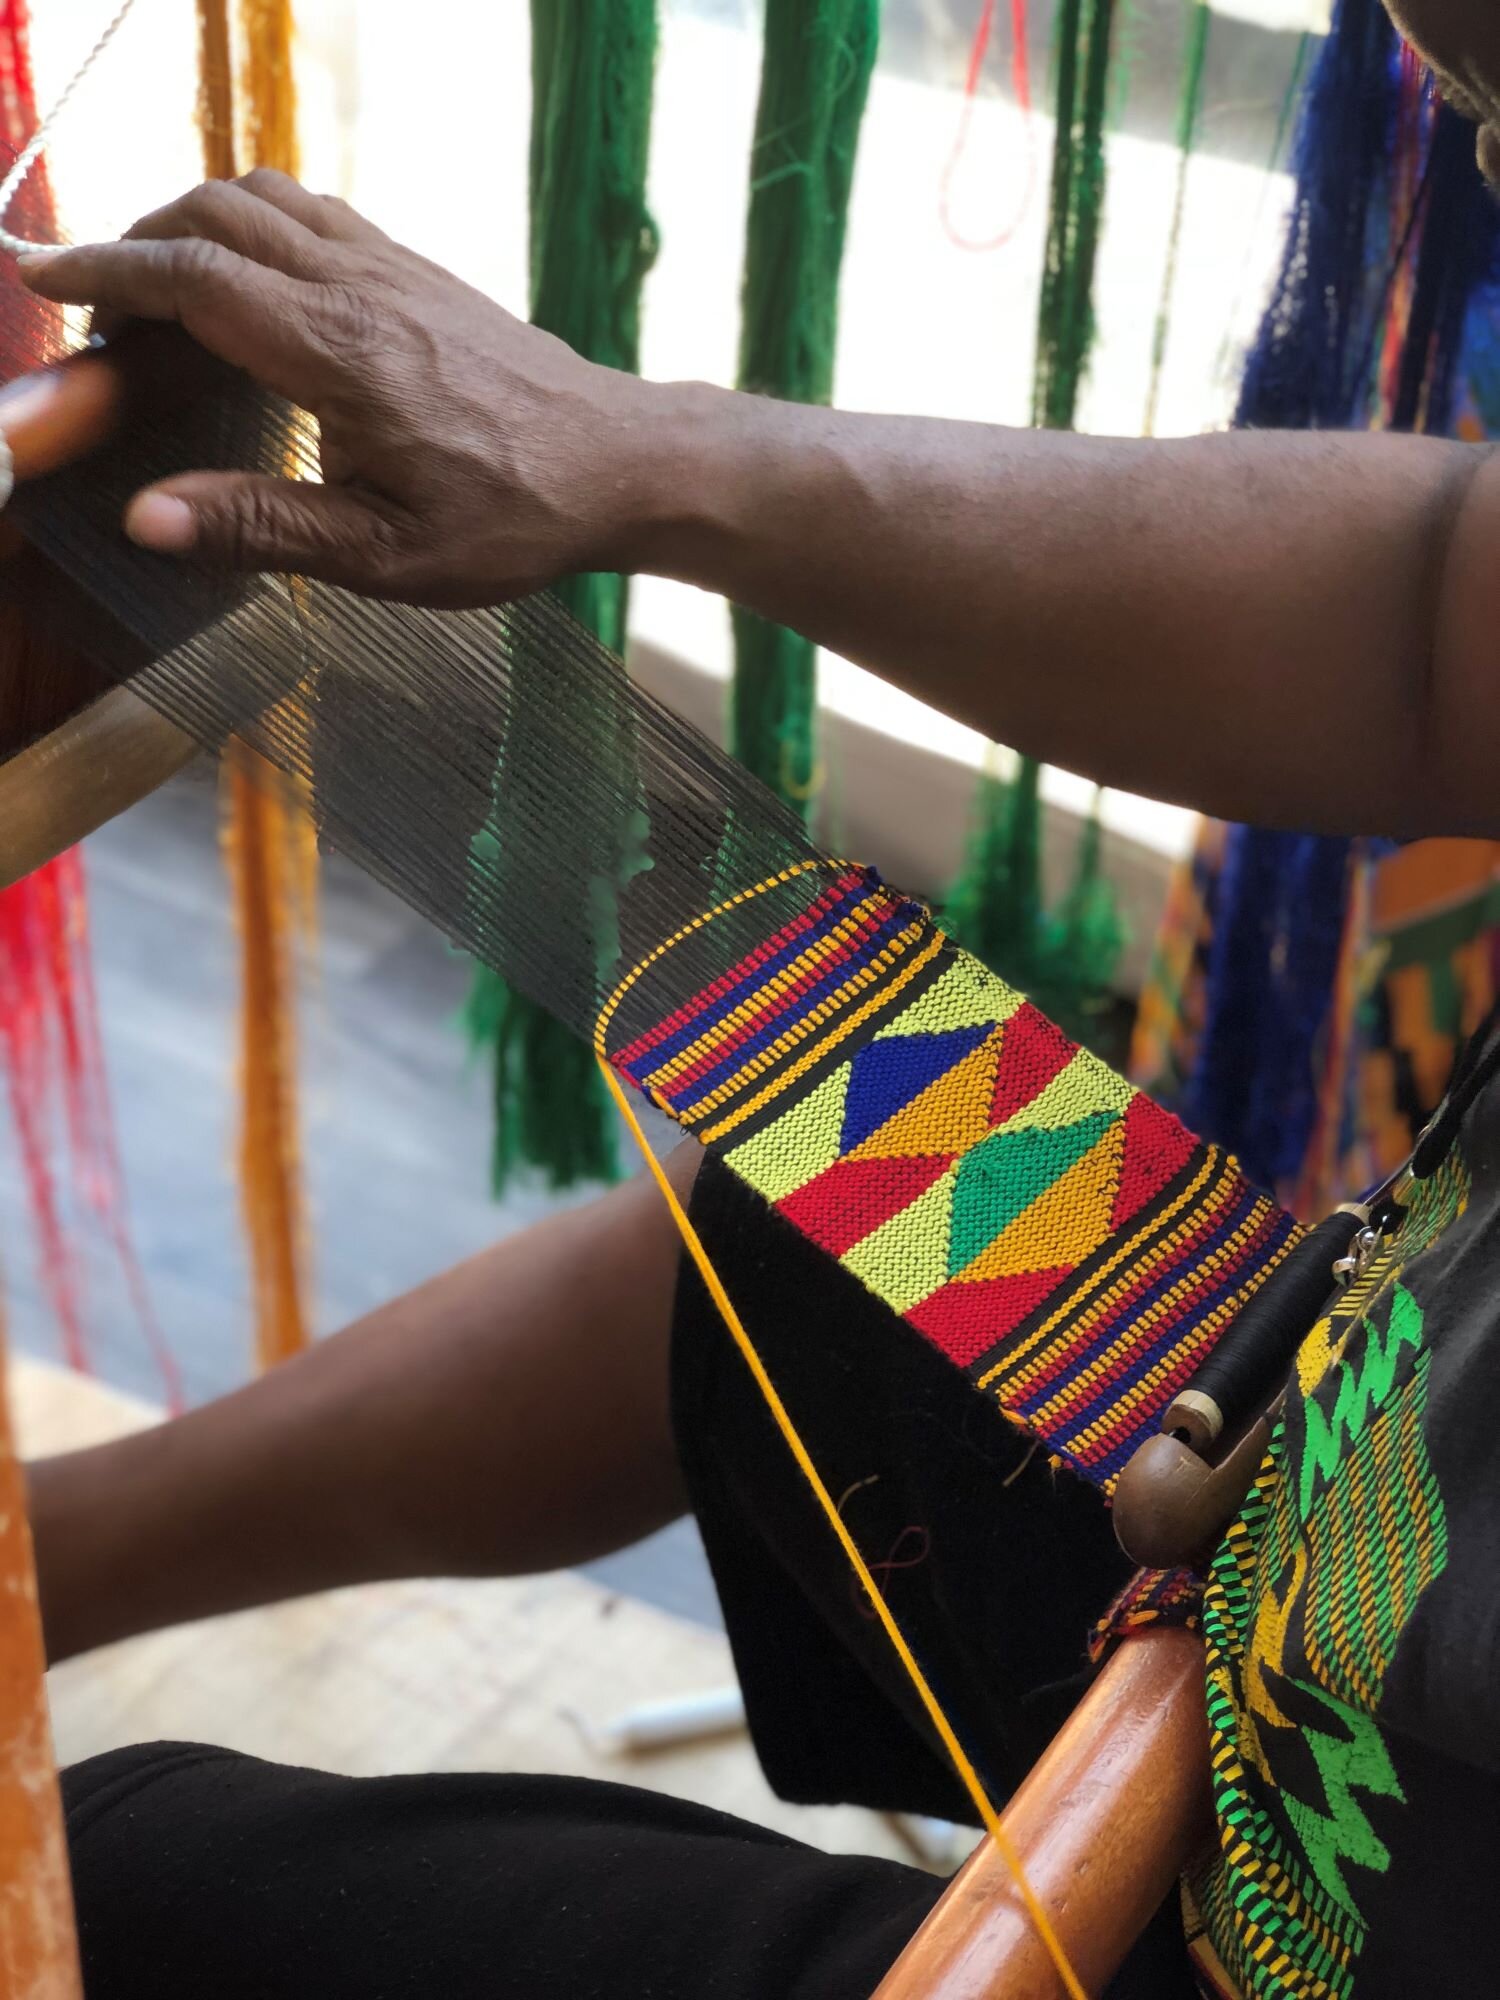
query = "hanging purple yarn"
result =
(1233, 0, 1398, 435)
(1389, 102, 1500, 432)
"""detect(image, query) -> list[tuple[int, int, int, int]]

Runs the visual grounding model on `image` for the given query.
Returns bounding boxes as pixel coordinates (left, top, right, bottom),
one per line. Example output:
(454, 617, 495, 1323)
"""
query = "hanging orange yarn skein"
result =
(196, 0, 316, 1370)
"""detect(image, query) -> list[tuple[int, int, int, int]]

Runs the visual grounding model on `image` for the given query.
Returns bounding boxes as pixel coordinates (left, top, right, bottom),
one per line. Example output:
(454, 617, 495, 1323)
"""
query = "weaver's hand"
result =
(18, 171, 662, 606)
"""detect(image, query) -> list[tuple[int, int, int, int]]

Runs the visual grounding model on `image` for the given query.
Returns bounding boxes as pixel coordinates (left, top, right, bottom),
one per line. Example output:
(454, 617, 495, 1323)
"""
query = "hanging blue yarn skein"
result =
(1185, 0, 1396, 1191)
(1184, 3, 1500, 1198)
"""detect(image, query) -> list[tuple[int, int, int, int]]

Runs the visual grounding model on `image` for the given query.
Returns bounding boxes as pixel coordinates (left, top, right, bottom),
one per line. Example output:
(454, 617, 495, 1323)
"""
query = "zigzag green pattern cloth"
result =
(1188, 1148, 1493, 2000)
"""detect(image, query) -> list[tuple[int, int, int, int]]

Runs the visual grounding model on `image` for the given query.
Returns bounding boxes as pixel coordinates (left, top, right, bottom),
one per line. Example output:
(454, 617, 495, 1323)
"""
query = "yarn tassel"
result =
(729, 0, 879, 811)
(238, 0, 300, 176)
(196, 0, 316, 1365)
(195, 0, 236, 180)
(466, 0, 658, 1193)
(1128, 816, 1226, 1100)
(223, 765, 309, 1367)
(1134, 1, 1400, 1175)
(948, 0, 1125, 1035)
(945, 754, 1042, 990)
(1291, 850, 1371, 1218)
(0, 9, 81, 1374)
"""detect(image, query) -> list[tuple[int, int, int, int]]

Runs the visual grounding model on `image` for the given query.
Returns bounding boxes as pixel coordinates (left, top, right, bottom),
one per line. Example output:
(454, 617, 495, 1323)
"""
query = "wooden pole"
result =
(873, 1626, 1212, 2000)
(0, 1323, 81, 2000)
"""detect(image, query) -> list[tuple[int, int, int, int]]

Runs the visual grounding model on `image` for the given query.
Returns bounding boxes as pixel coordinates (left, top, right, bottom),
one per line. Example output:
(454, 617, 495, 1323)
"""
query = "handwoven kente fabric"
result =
(604, 861, 1299, 1492)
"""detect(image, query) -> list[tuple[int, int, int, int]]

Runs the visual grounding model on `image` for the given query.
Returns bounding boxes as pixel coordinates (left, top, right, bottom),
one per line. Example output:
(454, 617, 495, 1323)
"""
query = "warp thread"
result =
(1032, 0, 1117, 435)
(465, 0, 659, 1195)
(729, 0, 879, 812)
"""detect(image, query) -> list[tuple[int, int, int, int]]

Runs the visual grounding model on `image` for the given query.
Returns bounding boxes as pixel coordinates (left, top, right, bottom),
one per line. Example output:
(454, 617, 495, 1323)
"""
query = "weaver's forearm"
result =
(28, 1158, 693, 1663)
(629, 387, 1496, 838)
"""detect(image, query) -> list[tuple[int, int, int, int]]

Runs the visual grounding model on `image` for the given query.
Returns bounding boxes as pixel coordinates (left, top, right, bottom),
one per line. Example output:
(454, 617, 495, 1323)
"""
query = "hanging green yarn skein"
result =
(1037, 793, 1126, 1045)
(465, 0, 658, 1194)
(1144, 0, 1212, 436)
(730, 0, 880, 815)
(946, 754, 1043, 989)
(1033, 0, 1118, 434)
(947, 0, 1124, 1043)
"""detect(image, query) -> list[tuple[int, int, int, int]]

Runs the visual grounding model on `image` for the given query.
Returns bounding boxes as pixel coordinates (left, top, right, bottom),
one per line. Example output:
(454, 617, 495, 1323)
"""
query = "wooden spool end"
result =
(873, 1625, 1212, 2000)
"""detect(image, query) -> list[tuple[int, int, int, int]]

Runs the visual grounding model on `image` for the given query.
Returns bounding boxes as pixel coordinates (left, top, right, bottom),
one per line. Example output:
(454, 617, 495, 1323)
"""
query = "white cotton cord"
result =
(0, 431, 12, 511)
(0, 0, 141, 257)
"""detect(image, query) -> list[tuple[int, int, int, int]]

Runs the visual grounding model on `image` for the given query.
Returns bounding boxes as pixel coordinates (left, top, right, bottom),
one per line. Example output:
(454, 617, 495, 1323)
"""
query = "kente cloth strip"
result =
(0, 296, 1299, 1496)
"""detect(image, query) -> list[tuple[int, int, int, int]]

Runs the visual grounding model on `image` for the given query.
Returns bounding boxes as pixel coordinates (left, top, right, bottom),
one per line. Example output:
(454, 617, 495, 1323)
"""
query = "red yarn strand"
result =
(940, 0, 1037, 253)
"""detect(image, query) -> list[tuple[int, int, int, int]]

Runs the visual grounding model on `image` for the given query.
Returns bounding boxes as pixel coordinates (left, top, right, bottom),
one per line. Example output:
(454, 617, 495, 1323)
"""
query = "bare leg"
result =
(29, 1147, 698, 1665)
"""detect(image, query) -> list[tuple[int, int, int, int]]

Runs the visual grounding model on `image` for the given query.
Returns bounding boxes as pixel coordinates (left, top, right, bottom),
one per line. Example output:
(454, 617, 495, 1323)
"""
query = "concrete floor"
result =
(1, 767, 719, 1627)
(20, 1356, 930, 1871)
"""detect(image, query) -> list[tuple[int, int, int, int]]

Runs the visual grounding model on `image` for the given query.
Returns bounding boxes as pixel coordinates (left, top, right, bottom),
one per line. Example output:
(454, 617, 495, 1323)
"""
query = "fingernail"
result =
(15, 249, 64, 273)
(125, 493, 198, 553)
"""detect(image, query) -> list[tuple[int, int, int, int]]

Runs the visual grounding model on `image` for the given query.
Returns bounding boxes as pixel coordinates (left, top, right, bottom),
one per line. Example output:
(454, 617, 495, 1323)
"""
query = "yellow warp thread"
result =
(597, 1055, 1090, 2000)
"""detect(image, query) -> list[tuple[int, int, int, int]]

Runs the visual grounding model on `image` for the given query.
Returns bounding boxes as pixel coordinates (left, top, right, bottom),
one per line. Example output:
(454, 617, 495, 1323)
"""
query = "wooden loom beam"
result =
(0, 354, 197, 891)
(874, 1626, 1212, 2000)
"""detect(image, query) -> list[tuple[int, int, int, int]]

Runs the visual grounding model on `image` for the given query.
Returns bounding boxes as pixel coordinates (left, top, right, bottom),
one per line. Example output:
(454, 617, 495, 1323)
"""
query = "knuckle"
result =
(182, 179, 244, 232)
(169, 234, 231, 289)
(237, 167, 297, 203)
(321, 194, 367, 236)
(216, 484, 285, 567)
(350, 503, 402, 561)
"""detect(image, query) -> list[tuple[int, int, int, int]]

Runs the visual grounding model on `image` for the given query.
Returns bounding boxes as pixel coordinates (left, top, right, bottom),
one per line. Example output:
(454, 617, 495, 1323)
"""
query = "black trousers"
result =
(64, 1739, 1197, 1998)
(64, 1741, 942, 1999)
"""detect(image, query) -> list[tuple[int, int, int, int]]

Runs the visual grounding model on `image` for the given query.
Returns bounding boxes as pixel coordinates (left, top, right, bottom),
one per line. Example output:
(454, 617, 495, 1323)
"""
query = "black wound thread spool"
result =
(1158, 1018, 1500, 1465)
(1160, 1205, 1370, 1454)
(1112, 1205, 1374, 1571)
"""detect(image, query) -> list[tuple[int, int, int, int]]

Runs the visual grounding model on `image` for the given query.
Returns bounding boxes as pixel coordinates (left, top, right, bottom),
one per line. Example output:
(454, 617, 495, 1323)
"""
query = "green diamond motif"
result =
(947, 1112, 1118, 1277)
